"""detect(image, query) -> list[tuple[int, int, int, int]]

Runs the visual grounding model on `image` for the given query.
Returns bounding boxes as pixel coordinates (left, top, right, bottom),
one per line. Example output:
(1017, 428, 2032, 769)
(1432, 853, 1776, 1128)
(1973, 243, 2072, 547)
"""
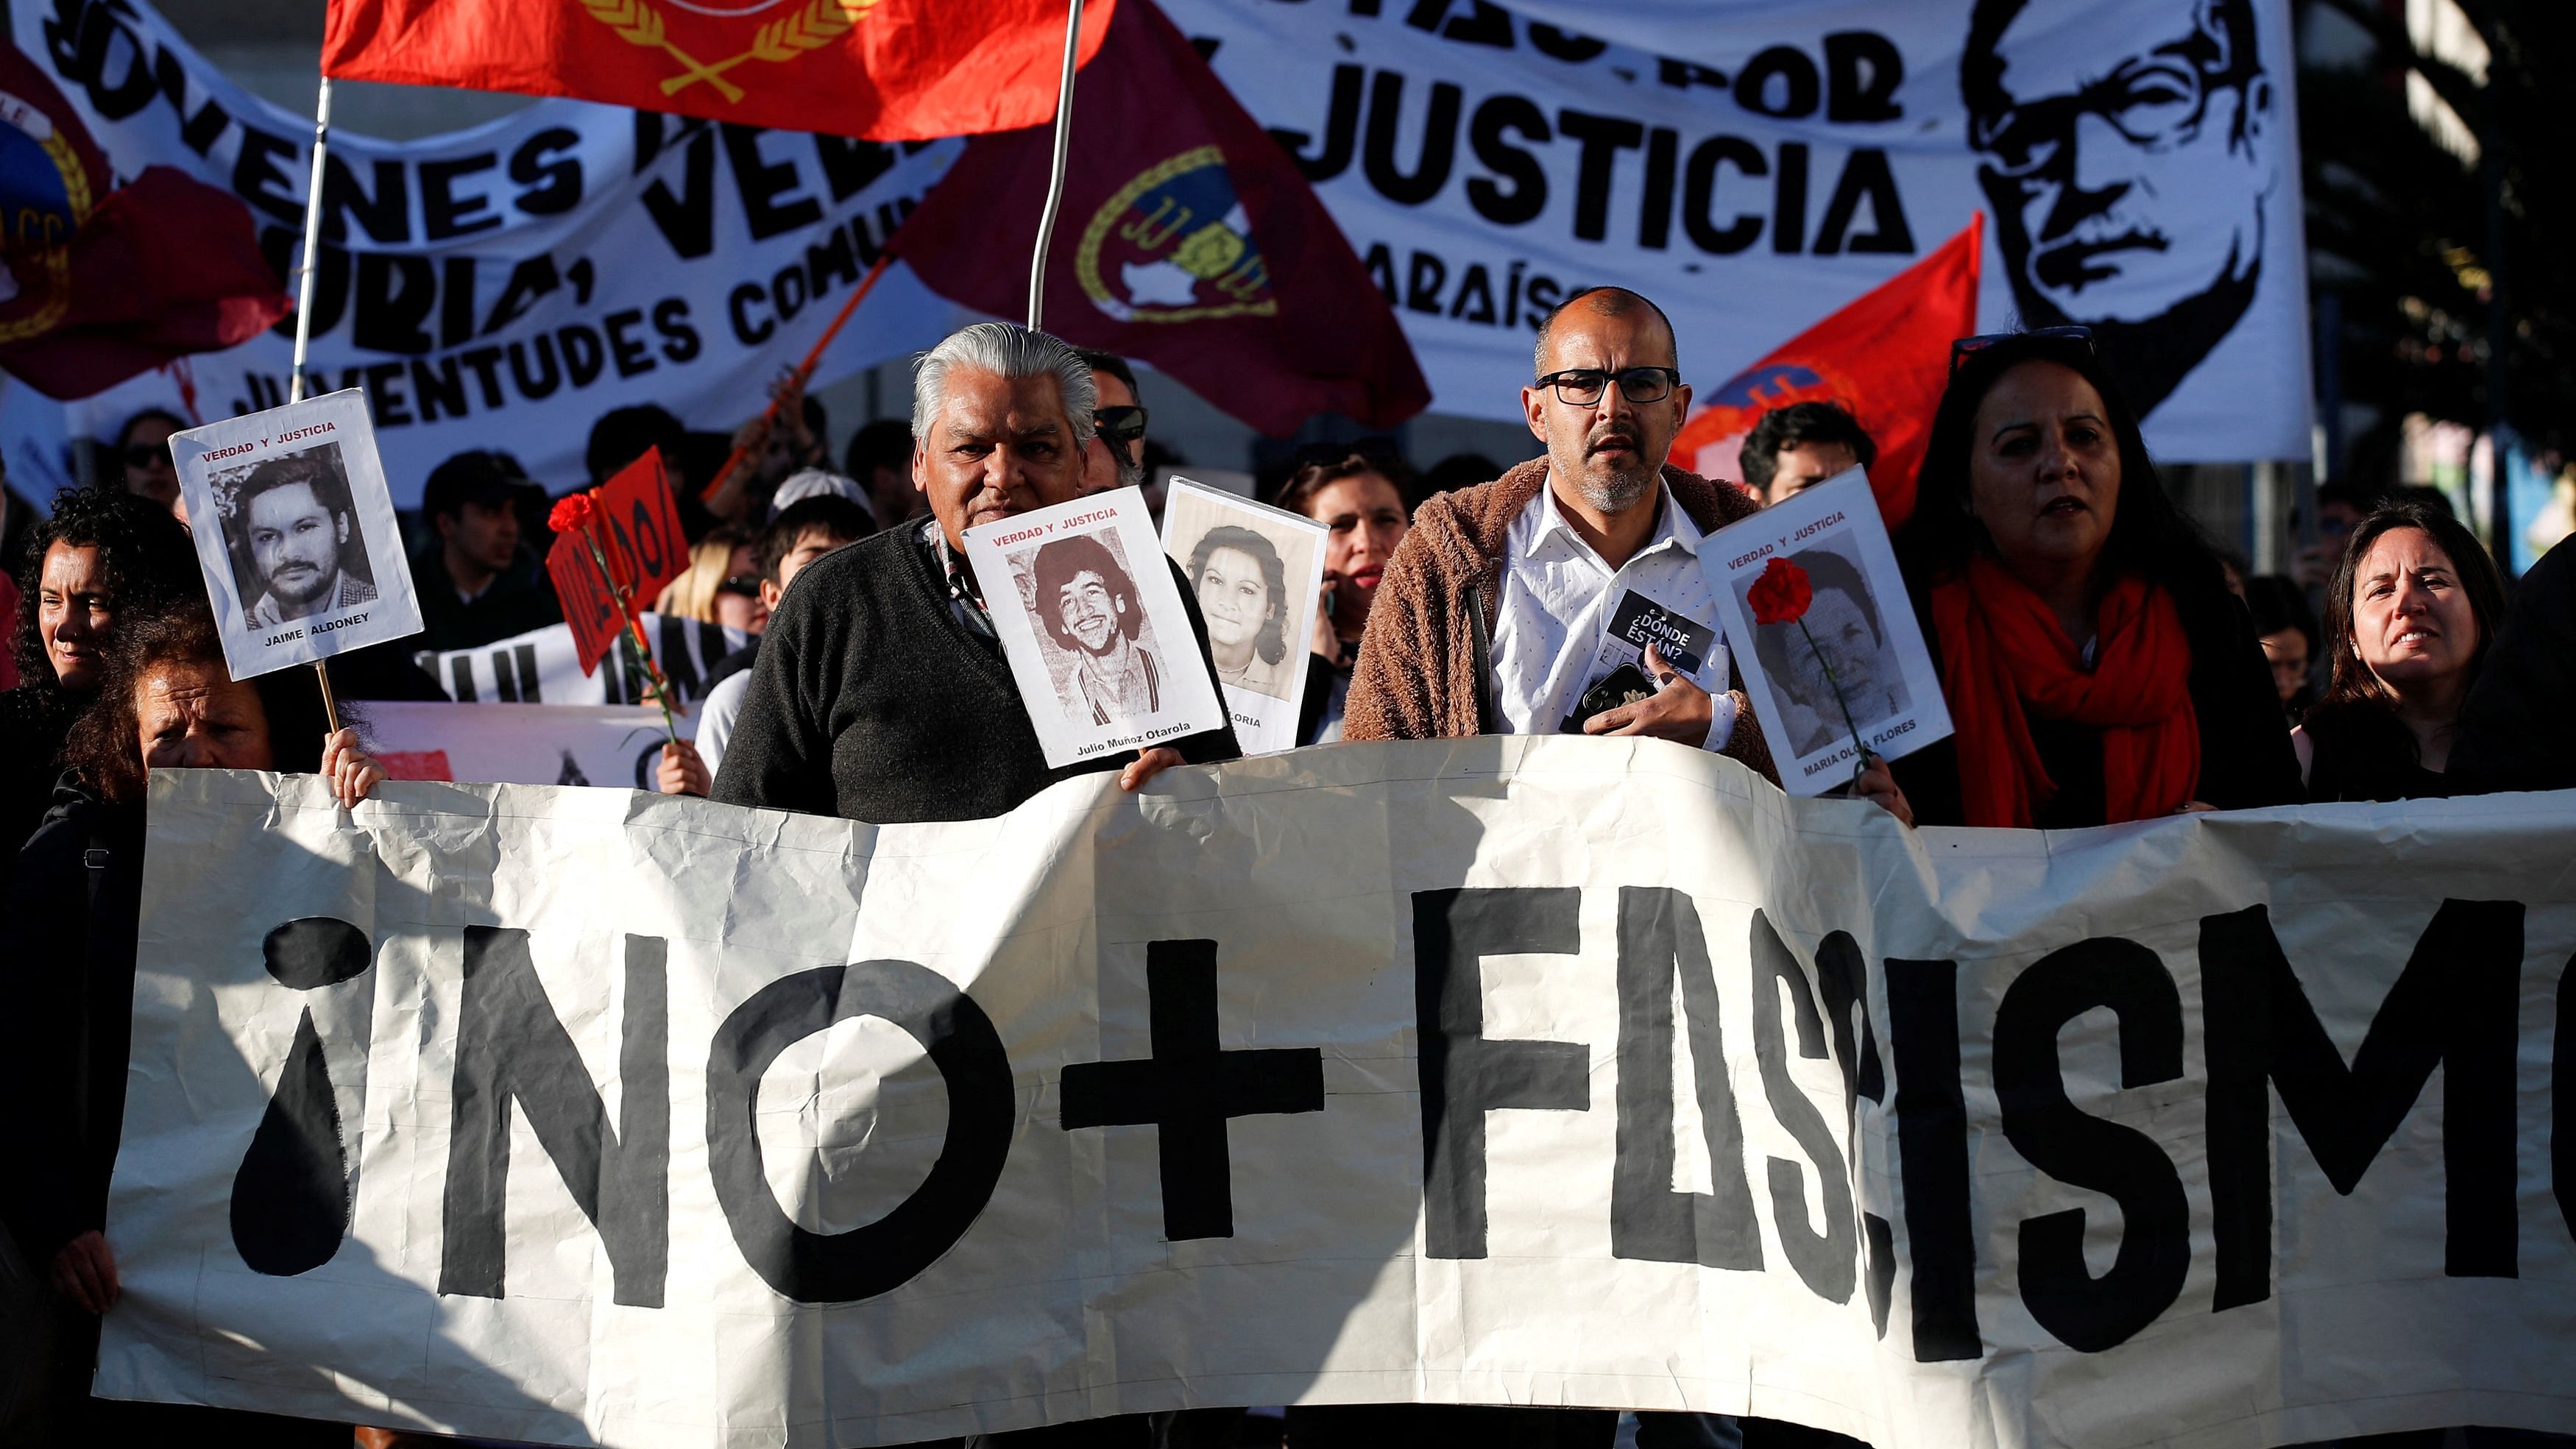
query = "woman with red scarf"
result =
(1884, 330, 2299, 828)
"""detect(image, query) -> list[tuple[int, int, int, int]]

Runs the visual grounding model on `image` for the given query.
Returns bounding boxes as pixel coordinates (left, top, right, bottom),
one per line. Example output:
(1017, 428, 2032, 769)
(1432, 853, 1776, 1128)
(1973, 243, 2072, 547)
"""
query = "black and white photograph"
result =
(1703, 468, 1953, 796)
(964, 487, 1228, 768)
(169, 389, 423, 681)
(1160, 476, 1327, 754)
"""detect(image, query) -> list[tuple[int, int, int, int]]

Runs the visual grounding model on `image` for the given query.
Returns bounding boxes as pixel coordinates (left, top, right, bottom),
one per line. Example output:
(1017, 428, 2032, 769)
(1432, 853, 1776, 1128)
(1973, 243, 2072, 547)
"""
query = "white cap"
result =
(767, 469, 871, 522)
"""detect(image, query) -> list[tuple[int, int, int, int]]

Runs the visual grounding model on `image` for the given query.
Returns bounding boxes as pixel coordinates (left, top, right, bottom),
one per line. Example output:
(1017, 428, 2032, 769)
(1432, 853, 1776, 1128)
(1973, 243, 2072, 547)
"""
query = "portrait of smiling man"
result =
(1029, 532, 1165, 725)
(1963, 0, 2277, 417)
(230, 451, 377, 631)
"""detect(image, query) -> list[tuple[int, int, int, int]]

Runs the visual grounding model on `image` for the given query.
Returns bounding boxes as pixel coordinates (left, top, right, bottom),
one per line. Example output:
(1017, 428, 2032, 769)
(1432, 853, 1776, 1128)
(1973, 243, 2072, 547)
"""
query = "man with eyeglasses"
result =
(1077, 349, 1151, 495)
(1345, 285, 1777, 773)
(1964, 0, 2276, 417)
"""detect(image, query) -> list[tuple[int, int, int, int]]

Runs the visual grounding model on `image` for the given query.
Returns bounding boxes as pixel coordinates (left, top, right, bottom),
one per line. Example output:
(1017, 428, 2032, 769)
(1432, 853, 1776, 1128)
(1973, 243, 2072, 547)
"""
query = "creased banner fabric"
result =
(101, 740, 2573, 1448)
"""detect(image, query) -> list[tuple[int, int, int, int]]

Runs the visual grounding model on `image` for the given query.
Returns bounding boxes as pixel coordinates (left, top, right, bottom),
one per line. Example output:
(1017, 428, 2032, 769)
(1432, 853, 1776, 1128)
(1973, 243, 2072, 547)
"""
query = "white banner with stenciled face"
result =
(5, 0, 960, 505)
(1156, 0, 2313, 462)
(100, 740, 2574, 1449)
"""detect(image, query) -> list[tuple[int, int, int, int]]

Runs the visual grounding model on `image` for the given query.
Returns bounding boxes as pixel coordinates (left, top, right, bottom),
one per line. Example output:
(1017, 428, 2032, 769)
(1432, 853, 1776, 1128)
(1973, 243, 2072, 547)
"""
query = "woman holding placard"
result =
(1889, 330, 2298, 828)
(2293, 500, 2508, 801)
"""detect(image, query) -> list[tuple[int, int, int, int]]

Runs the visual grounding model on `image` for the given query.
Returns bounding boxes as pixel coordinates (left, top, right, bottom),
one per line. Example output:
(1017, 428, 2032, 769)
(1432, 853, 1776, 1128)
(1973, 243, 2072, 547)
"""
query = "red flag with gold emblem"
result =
(322, 0, 1116, 141)
(891, 0, 1427, 435)
(1674, 216, 1982, 531)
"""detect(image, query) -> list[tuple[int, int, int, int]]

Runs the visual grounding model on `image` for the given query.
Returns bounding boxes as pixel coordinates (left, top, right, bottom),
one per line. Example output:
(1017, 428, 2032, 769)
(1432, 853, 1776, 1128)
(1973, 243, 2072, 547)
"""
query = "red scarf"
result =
(1929, 556, 2199, 828)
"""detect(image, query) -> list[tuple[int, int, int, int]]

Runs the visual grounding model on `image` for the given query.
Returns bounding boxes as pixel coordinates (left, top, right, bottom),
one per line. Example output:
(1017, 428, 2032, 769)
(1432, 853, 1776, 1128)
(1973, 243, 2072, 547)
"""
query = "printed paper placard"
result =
(169, 389, 423, 680)
(1160, 476, 1328, 754)
(964, 486, 1228, 768)
(1702, 468, 1951, 794)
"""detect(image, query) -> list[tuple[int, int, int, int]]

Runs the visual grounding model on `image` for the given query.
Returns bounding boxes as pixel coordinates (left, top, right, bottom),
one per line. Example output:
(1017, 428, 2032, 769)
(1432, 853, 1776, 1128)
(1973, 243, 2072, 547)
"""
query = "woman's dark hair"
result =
(116, 407, 188, 452)
(1186, 525, 1289, 665)
(2243, 574, 2318, 653)
(66, 603, 344, 808)
(1275, 442, 1419, 521)
(12, 483, 202, 691)
(1031, 534, 1142, 652)
(2303, 501, 2508, 762)
(1895, 332, 2226, 602)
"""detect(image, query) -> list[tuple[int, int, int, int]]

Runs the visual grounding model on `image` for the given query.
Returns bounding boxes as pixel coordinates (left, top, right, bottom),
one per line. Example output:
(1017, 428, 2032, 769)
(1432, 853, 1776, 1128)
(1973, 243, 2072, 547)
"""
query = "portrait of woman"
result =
(1187, 524, 1294, 702)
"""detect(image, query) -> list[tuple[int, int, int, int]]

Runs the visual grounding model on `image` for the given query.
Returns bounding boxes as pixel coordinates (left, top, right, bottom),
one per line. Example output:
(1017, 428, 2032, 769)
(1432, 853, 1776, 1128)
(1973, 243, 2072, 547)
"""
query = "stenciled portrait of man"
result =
(1025, 531, 1167, 728)
(1747, 545, 1910, 759)
(1963, 0, 2276, 417)
(221, 445, 379, 631)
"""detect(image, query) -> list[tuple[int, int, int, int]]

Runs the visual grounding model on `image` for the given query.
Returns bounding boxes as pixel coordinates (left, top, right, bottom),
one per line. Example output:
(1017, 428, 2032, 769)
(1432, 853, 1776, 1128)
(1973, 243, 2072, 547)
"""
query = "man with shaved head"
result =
(1344, 286, 1777, 779)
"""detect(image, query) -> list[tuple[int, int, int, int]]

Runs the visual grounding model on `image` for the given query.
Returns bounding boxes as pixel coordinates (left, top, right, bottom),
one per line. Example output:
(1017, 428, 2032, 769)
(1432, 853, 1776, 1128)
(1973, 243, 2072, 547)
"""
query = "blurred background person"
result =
(660, 492, 871, 796)
(2287, 481, 2378, 589)
(1889, 330, 2298, 828)
(3, 602, 375, 1447)
(2, 484, 199, 854)
(2449, 537, 2576, 796)
(654, 524, 767, 636)
(2294, 500, 2508, 801)
(2243, 573, 2320, 724)
(411, 450, 561, 653)
(843, 419, 920, 533)
(1738, 401, 1877, 509)
(1275, 447, 1412, 744)
(113, 408, 188, 522)
(1078, 349, 1150, 496)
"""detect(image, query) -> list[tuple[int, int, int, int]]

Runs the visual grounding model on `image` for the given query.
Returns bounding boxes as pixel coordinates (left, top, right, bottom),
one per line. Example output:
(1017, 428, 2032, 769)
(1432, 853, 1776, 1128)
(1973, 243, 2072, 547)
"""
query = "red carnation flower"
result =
(547, 492, 595, 534)
(1747, 556, 1812, 627)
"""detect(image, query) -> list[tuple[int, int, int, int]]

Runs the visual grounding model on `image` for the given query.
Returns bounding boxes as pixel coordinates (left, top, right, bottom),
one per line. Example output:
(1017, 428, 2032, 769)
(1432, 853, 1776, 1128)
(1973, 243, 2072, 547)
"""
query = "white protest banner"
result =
(169, 389, 425, 678)
(966, 486, 1230, 768)
(104, 742, 2575, 1448)
(1704, 468, 1950, 793)
(367, 701, 690, 791)
(1161, 476, 1327, 754)
(411, 612, 749, 708)
(13, 0, 958, 504)
(1156, 0, 2313, 463)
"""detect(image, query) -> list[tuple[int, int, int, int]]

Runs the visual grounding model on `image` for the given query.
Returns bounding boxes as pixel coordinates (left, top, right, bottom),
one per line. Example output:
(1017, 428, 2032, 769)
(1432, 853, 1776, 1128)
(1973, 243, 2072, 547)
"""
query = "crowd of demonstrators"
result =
(1273, 447, 1413, 744)
(1738, 401, 1878, 509)
(2293, 500, 2508, 801)
(1883, 330, 2299, 829)
(410, 450, 562, 653)
(657, 490, 873, 796)
(1, 600, 382, 1445)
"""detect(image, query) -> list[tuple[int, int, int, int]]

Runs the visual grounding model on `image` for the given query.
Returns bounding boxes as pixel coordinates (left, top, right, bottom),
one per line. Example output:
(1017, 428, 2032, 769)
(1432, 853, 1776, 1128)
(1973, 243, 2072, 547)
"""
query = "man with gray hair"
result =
(712, 322, 1236, 823)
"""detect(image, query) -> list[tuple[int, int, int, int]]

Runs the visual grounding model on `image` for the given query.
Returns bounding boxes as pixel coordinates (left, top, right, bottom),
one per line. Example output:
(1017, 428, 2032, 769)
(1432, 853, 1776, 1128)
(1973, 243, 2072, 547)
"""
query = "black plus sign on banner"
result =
(1060, 940, 1326, 1241)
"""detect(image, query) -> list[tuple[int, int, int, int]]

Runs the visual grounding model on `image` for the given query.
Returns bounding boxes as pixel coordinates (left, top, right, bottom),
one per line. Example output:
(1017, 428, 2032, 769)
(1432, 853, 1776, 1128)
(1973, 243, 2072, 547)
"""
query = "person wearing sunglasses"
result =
(1886, 329, 2298, 828)
(113, 408, 187, 523)
(1078, 349, 1150, 496)
(1344, 286, 1785, 774)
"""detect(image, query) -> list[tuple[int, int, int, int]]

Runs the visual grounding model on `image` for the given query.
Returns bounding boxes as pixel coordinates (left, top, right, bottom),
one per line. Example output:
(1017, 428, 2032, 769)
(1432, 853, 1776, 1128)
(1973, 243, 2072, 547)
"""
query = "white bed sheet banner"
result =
(1157, 0, 2315, 462)
(4, 0, 961, 505)
(103, 740, 2573, 1449)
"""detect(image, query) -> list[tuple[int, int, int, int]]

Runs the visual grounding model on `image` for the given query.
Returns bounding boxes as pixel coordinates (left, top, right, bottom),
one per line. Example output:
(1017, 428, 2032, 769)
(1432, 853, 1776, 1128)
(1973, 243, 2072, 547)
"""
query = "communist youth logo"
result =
(1078, 147, 1275, 325)
(578, 0, 882, 103)
(1691, 361, 1858, 442)
(0, 85, 91, 343)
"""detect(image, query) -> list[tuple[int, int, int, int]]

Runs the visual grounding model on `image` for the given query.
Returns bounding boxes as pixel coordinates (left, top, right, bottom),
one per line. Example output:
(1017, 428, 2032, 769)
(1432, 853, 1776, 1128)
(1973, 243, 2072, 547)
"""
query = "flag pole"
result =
(1025, 0, 1086, 329)
(290, 77, 342, 734)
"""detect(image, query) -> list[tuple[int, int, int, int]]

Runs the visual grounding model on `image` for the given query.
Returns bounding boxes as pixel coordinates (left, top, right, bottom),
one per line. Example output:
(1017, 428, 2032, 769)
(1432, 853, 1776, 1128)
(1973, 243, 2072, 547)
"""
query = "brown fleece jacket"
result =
(1343, 456, 1779, 784)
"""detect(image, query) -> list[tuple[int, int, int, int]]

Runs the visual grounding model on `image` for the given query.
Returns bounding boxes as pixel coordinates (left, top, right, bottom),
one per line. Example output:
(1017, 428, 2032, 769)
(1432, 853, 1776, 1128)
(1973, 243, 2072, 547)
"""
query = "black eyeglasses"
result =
(1532, 366, 1681, 406)
(718, 573, 762, 598)
(1094, 405, 1149, 449)
(1947, 325, 2095, 375)
(123, 445, 171, 470)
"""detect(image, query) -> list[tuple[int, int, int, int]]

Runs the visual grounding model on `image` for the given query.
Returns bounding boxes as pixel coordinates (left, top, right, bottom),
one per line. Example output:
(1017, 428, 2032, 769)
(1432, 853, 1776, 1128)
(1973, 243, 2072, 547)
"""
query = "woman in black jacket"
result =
(1885, 330, 2300, 827)
(2294, 500, 2508, 802)
(3, 603, 380, 1442)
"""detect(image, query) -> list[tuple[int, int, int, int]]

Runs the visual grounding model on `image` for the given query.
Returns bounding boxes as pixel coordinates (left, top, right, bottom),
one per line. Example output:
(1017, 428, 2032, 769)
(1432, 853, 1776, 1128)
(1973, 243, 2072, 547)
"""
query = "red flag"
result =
(892, 0, 1429, 436)
(0, 46, 291, 401)
(322, 0, 1115, 141)
(1674, 216, 1982, 531)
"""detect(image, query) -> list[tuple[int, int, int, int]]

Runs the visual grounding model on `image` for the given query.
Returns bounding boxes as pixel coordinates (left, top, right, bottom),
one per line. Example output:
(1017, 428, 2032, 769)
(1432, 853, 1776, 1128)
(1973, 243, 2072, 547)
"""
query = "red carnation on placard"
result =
(1747, 557, 1812, 626)
(548, 492, 594, 534)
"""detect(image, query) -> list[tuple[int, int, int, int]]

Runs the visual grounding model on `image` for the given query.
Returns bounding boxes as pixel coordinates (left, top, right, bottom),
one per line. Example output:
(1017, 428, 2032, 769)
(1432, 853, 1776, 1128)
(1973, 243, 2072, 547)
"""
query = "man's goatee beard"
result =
(1574, 467, 1655, 515)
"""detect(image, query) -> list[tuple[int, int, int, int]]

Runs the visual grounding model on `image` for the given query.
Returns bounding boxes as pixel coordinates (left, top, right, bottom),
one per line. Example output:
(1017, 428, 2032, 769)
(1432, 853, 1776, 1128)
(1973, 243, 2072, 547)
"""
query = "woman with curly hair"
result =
(2, 483, 201, 851)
